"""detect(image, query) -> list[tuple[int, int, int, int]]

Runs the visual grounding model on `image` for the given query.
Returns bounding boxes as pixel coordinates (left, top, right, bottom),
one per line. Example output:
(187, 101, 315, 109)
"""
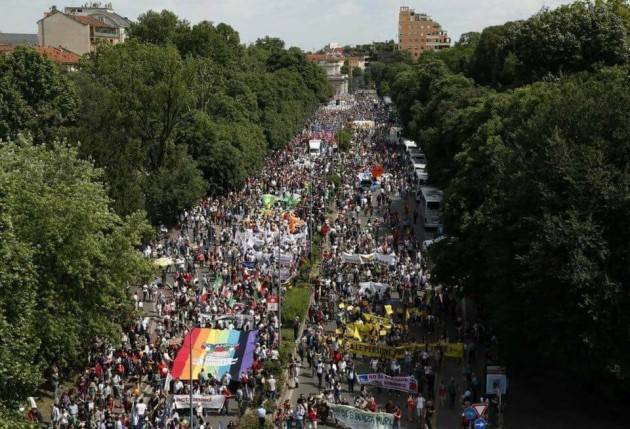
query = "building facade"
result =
(398, 6, 450, 59)
(306, 54, 349, 96)
(37, 3, 130, 55)
(64, 2, 130, 43)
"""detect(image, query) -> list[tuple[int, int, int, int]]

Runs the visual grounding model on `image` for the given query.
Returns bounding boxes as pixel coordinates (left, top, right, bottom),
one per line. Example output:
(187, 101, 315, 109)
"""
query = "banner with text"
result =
(357, 373, 418, 393)
(344, 340, 464, 359)
(330, 404, 394, 429)
(172, 395, 225, 410)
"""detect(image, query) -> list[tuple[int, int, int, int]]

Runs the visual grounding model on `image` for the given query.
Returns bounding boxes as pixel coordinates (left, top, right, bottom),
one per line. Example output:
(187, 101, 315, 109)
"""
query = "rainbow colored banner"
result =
(171, 329, 258, 381)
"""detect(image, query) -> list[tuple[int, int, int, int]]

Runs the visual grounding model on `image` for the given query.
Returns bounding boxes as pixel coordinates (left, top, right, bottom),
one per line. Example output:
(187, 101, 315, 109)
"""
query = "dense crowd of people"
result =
(37, 93, 497, 429)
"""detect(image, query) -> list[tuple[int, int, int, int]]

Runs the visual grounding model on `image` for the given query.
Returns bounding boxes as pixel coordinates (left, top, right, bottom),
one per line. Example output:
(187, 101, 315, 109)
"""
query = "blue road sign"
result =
(464, 407, 478, 421)
(474, 418, 488, 429)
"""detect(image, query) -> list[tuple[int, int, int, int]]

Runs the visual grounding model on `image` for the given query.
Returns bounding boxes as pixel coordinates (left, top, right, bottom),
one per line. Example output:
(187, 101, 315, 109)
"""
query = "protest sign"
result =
(330, 404, 394, 429)
(358, 282, 390, 298)
(171, 328, 258, 380)
(344, 339, 464, 359)
(357, 373, 418, 393)
(172, 394, 225, 410)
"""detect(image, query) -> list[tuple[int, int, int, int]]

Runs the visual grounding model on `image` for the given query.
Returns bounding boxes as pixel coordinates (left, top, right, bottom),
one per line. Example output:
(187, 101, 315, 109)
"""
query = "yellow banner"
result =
(362, 313, 391, 325)
(384, 305, 393, 316)
(343, 340, 464, 359)
(443, 342, 464, 358)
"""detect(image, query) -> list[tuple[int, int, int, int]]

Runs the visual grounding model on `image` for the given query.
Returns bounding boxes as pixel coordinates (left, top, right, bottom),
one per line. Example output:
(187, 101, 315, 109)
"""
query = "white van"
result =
(418, 186, 443, 228)
(415, 167, 428, 183)
(309, 139, 322, 157)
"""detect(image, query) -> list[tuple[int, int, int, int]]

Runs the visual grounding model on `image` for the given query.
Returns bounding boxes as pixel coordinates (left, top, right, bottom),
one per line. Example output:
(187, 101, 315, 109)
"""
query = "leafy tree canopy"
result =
(0, 47, 77, 143)
(0, 138, 153, 407)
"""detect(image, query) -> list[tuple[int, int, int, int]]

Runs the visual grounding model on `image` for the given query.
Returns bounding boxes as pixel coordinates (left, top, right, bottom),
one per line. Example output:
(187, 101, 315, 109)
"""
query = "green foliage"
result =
(340, 60, 349, 75)
(373, 0, 630, 400)
(70, 14, 329, 223)
(280, 328, 296, 364)
(503, 1, 628, 85)
(337, 128, 352, 152)
(281, 286, 311, 325)
(127, 9, 188, 45)
(144, 151, 206, 223)
(440, 67, 630, 392)
(0, 47, 77, 143)
(0, 193, 40, 404)
(466, 1, 629, 87)
(69, 41, 200, 222)
(0, 138, 154, 396)
(327, 173, 342, 187)
(0, 407, 37, 429)
(240, 411, 274, 429)
(430, 32, 481, 74)
(365, 61, 411, 95)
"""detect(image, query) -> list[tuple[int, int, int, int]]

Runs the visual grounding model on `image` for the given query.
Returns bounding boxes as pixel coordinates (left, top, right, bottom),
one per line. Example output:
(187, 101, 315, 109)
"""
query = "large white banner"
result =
(358, 282, 390, 298)
(357, 373, 418, 393)
(374, 252, 396, 266)
(342, 252, 364, 264)
(172, 394, 225, 410)
(342, 252, 396, 266)
(330, 404, 393, 429)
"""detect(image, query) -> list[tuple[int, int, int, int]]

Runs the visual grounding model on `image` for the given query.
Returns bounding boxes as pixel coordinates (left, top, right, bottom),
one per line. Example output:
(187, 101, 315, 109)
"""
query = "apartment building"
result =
(306, 54, 349, 96)
(37, 3, 130, 55)
(398, 6, 450, 59)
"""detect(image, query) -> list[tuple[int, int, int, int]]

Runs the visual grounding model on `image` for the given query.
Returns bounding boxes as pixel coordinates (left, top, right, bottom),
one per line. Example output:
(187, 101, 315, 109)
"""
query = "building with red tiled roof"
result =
(0, 44, 80, 70)
(36, 46, 81, 66)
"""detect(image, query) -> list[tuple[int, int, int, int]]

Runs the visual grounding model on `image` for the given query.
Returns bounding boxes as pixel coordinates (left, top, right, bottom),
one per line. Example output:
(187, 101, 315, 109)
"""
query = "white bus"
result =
(418, 186, 443, 229)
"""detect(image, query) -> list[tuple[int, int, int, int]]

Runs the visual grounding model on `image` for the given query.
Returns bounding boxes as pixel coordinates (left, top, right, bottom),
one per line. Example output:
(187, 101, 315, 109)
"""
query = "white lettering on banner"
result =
(172, 394, 225, 410)
(357, 373, 418, 393)
(330, 404, 394, 429)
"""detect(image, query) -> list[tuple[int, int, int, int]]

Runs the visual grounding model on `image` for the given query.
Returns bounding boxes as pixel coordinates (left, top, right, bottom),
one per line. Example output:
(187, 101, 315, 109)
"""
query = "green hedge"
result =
(281, 286, 310, 325)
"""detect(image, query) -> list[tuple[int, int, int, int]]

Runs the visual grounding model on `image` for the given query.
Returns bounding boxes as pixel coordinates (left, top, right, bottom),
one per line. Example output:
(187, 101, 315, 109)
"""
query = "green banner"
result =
(262, 194, 279, 209)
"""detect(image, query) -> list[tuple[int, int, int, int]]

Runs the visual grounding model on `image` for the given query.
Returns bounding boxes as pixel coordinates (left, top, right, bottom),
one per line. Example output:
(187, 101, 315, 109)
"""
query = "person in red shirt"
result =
(307, 405, 318, 429)
(367, 396, 377, 412)
(406, 394, 415, 422)
(392, 407, 402, 429)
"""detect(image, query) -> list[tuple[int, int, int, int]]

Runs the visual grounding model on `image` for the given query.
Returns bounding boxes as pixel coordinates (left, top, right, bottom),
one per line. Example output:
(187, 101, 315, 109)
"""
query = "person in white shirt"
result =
(267, 374, 277, 400)
(416, 394, 426, 425)
(135, 400, 147, 419)
(257, 405, 267, 428)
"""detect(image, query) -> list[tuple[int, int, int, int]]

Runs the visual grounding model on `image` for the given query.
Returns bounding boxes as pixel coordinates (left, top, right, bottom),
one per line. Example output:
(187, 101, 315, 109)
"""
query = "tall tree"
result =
(0, 47, 77, 143)
(71, 41, 202, 221)
(0, 138, 154, 371)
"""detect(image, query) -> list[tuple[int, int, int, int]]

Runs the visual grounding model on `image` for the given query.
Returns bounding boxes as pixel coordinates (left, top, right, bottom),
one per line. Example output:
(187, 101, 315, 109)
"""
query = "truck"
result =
(308, 139, 323, 156)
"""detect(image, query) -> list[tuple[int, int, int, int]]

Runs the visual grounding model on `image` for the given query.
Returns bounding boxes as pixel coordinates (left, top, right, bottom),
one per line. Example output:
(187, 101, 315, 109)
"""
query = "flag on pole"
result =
(212, 275, 223, 292)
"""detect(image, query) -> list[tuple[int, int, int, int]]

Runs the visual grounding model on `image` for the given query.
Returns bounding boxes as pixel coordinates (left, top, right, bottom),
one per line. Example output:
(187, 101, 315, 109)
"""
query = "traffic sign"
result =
(472, 403, 488, 417)
(267, 295, 279, 311)
(463, 407, 478, 421)
(474, 418, 487, 429)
